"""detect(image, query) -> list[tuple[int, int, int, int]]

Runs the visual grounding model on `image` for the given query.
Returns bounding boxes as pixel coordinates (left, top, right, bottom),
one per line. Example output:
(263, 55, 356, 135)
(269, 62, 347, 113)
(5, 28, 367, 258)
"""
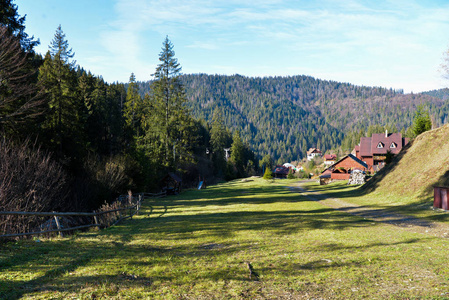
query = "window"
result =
(390, 142, 396, 148)
(377, 142, 384, 148)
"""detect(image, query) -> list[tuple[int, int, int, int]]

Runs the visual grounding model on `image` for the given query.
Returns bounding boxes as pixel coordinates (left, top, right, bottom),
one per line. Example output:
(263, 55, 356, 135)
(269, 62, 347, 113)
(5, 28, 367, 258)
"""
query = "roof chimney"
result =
(385, 129, 388, 138)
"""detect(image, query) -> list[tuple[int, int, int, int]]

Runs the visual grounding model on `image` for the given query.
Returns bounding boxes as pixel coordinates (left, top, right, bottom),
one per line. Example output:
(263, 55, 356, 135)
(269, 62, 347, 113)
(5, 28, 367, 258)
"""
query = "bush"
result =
(83, 154, 139, 209)
(263, 167, 273, 180)
(225, 161, 237, 181)
(0, 138, 68, 236)
(297, 170, 310, 179)
(287, 169, 295, 179)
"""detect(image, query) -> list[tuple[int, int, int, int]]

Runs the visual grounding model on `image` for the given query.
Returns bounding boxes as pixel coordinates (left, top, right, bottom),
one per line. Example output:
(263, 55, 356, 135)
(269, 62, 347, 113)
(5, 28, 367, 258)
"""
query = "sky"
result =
(17, 0, 449, 93)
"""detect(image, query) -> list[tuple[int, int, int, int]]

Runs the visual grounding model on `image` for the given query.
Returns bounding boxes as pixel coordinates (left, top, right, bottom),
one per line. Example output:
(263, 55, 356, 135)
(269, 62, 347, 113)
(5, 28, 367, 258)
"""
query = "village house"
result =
(273, 165, 290, 179)
(320, 154, 368, 181)
(323, 154, 337, 166)
(307, 148, 322, 161)
(352, 130, 409, 172)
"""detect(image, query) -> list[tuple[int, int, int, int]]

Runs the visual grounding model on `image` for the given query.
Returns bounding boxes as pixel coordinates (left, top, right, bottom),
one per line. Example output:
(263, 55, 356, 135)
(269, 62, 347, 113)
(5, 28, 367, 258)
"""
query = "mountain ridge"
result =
(134, 74, 449, 162)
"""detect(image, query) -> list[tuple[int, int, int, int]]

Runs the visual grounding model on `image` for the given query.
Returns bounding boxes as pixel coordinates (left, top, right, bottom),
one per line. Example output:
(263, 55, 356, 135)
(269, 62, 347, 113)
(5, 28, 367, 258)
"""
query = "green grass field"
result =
(2, 178, 449, 299)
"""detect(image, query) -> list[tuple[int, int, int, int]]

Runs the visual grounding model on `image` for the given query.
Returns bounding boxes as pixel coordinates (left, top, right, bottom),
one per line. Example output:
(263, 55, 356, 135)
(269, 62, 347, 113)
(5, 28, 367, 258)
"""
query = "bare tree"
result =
(0, 25, 44, 132)
(0, 138, 68, 236)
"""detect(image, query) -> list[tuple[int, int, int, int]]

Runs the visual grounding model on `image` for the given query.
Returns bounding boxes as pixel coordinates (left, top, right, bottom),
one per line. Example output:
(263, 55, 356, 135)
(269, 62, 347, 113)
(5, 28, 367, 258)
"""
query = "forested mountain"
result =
(135, 74, 449, 163)
(422, 88, 449, 100)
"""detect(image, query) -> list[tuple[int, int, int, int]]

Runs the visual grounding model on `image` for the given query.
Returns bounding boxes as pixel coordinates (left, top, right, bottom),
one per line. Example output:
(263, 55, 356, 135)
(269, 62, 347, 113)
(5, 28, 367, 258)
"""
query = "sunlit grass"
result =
(302, 179, 449, 222)
(1, 178, 449, 299)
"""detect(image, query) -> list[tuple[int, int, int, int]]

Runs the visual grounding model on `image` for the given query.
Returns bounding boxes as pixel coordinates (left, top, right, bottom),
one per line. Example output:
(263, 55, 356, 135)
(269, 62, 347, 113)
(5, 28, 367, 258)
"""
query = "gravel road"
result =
(289, 183, 449, 239)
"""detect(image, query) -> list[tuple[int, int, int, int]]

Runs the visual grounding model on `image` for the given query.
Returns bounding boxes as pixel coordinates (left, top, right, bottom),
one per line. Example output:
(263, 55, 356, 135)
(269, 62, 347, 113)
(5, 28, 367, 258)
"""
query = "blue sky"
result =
(18, 0, 449, 93)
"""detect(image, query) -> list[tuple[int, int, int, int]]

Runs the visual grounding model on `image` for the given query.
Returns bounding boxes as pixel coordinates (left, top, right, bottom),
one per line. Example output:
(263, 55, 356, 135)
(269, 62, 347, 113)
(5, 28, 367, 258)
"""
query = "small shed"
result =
(319, 170, 332, 185)
(434, 186, 449, 210)
(160, 173, 182, 195)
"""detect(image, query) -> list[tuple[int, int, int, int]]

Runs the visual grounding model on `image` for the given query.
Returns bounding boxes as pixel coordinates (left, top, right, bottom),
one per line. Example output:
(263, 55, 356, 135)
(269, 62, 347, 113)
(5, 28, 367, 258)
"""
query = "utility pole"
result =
(224, 148, 230, 162)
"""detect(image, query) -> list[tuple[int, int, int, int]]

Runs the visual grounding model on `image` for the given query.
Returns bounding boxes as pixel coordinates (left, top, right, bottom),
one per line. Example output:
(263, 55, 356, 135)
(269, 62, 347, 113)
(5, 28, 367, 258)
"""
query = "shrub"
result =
(0, 138, 68, 236)
(263, 167, 273, 180)
(83, 154, 139, 209)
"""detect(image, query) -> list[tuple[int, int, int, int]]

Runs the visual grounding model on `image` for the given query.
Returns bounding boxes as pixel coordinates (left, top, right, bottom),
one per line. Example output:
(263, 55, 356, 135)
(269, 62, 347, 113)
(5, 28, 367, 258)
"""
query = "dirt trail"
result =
(289, 183, 449, 239)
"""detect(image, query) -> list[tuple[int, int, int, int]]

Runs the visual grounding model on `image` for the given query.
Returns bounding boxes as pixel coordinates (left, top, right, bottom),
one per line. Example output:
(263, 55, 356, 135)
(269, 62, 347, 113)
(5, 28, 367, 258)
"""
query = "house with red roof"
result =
(320, 154, 368, 181)
(352, 130, 409, 172)
(324, 154, 337, 166)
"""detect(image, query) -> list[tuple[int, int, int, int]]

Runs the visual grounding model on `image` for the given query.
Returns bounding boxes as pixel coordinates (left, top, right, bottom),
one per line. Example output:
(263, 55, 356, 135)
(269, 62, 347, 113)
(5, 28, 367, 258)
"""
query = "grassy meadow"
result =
(1, 178, 449, 299)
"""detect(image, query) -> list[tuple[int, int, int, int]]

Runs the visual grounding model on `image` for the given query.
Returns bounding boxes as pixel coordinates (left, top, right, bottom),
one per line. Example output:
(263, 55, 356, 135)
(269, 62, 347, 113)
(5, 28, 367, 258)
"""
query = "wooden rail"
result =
(0, 200, 141, 239)
(138, 191, 167, 199)
(0, 224, 101, 238)
(0, 206, 136, 217)
(1, 190, 167, 239)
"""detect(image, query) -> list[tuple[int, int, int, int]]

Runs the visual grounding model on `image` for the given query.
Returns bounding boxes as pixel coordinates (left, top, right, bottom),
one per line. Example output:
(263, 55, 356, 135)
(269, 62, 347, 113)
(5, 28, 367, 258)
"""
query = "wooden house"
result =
(273, 165, 290, 179)
(321, 154, 368, 180)
(352, 130, 409, 172)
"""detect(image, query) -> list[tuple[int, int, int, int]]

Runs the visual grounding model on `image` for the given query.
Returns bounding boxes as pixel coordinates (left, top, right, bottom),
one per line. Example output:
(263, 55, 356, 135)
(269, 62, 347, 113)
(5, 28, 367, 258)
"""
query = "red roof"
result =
(324, 154, 337, 160)
(359, 137, 372, 157)
(359, 132, 409, 157)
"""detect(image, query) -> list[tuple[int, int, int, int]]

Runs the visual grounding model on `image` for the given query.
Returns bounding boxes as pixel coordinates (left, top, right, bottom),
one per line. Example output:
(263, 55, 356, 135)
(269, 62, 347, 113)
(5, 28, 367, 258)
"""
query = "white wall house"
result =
(307, 148, 322, 161)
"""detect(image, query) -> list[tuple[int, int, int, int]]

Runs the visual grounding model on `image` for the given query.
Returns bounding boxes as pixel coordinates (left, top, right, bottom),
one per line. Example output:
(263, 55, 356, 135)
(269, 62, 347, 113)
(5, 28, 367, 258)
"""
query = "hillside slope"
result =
(363, 123, 449, 202)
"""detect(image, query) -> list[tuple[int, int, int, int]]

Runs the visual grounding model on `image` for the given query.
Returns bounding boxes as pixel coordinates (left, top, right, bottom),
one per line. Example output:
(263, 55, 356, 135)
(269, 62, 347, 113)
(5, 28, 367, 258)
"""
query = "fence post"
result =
(93, 211, 99, 228)
(54, 215, 63, 238)
(137, 195, 141, 215)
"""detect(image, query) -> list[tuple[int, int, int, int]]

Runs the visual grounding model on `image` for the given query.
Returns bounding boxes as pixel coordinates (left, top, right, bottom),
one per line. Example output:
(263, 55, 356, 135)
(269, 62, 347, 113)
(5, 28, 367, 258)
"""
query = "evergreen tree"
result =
(230, 130, 245, 177)
(413, 105, 432, 136)
(0, 0, 38, 51)
(105, 81, 126, 155)
(142, 36, 194, 171)
(38, 25, 83, 159)
(263, 167, 273, 180)
(260, 154, 273, 172)
(210, 108, 229, 175)
(49, 25, 75, 67)
(124, 73, 142, 141)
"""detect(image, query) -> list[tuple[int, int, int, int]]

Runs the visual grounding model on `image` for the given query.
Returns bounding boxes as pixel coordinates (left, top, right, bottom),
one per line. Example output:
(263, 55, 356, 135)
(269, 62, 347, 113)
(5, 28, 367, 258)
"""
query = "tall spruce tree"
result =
(230, 130, 245, 177)
(124, 73, 142, 142)
(38, 25, 83, 159)
(142, 36, 194, 171)
(210, 108, 229, 175)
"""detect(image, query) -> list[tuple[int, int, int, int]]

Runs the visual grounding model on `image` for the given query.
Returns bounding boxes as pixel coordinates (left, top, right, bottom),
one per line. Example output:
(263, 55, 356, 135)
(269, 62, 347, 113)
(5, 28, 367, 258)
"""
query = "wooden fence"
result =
(0, 191, 166, 239)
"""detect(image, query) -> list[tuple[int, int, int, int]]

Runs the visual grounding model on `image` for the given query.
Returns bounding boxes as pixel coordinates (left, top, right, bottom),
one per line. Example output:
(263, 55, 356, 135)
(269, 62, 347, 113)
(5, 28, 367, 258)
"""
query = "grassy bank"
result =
(1, 178, 449, 299)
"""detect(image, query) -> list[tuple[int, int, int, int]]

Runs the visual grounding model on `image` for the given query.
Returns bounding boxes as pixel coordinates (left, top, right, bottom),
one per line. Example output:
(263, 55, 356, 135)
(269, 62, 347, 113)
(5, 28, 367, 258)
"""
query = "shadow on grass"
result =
(0, 233, 428, 300)
(0, 179, 435, 299)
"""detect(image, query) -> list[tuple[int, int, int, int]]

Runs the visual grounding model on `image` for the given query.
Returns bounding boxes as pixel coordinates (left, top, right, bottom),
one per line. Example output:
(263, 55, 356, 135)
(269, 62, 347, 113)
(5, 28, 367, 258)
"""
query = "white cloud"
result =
(92, 0, 449, 91)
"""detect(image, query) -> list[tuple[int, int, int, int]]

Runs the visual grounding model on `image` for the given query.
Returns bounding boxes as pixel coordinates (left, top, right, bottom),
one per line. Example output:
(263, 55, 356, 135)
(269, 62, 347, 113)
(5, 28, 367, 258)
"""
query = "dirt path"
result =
(289, 182, 449, 239)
